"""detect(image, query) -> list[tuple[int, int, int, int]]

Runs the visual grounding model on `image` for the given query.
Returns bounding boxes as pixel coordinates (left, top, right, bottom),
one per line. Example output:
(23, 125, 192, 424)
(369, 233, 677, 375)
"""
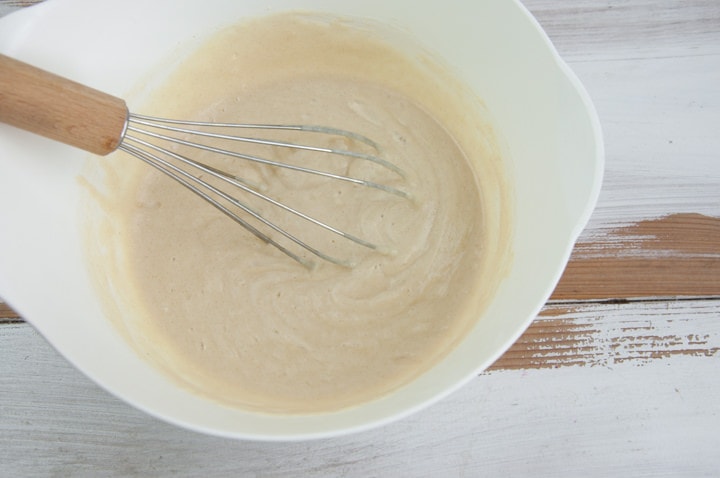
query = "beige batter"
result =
(83, 14, 512, 413)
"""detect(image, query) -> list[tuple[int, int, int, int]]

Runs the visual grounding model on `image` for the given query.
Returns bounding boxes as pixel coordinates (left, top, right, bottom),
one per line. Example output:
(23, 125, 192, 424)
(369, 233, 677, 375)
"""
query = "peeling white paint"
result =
(526, 301, 720, 368)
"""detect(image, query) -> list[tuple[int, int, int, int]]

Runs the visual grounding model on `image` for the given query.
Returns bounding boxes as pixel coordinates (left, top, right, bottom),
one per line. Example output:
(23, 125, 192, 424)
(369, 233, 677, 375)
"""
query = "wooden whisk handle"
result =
(0, 53, 128, 155)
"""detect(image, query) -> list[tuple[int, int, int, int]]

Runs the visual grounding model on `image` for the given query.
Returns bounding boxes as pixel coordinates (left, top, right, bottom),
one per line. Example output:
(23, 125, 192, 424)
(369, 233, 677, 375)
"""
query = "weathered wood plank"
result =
(1, 311, 718, 476)
(526, 0, 720, 60)
(551, 214, 720, 300)
(5, 298, 718, 373)
(495, 298, 720, 370)
(3, 213, 717, 320)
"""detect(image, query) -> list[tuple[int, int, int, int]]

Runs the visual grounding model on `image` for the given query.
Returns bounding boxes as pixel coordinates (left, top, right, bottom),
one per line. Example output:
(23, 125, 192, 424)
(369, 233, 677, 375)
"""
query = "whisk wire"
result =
(124, 135, 380, 249)
(119, 113, 411, 267)
(129, 114, 406, 177)
(125, 123, 409, 199)
(120, 141, 357, 268)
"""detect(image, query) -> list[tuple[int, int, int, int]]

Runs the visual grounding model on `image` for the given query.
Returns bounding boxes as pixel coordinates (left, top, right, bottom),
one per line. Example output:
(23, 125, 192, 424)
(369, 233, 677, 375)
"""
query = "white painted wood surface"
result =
(1, 0, 719, 476)
(2, 301, 719, 476)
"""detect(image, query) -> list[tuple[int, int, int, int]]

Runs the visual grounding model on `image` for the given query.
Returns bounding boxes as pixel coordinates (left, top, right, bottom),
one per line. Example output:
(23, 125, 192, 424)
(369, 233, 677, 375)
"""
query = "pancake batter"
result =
(84, 14, 511, 413)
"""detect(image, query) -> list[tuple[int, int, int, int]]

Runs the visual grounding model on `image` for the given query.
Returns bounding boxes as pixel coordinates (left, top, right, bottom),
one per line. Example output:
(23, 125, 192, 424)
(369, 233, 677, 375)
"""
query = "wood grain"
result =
(0, 300, 17, 320)
(4, 299, 718, 371)
(0, 54, 128, 155)
(552, 213, 720, 300)
(494, 299, 720, 370)
(527, 0, 720, 60)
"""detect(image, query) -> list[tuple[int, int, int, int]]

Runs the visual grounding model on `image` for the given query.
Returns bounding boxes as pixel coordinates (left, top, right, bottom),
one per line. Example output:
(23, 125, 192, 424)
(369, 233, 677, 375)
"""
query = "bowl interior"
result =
(0, 0, 602, 439)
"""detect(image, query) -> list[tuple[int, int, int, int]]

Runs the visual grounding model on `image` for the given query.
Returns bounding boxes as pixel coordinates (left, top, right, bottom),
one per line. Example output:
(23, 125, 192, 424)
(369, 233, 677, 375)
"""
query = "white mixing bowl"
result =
(0, 0, 603, 440)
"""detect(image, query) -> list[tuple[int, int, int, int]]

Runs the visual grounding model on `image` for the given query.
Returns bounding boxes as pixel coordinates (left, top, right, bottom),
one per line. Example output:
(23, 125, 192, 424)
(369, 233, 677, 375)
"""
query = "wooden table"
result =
(1, 1, 718, 475)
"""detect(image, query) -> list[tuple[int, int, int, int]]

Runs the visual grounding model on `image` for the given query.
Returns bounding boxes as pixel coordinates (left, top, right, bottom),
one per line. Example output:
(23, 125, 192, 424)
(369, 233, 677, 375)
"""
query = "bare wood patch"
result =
(552, 213, 720, 300)
(0, 301, 20, 320)
(490, 299, 720, 371)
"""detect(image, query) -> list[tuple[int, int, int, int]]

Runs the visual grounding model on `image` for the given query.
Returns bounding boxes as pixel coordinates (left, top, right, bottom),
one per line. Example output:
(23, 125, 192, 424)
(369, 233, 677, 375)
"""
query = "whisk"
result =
(0, 54, 408, 268)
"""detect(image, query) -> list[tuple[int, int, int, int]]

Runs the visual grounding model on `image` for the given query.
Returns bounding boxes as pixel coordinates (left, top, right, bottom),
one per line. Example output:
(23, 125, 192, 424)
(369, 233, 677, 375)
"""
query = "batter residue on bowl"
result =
(84, 13, 512, 413)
